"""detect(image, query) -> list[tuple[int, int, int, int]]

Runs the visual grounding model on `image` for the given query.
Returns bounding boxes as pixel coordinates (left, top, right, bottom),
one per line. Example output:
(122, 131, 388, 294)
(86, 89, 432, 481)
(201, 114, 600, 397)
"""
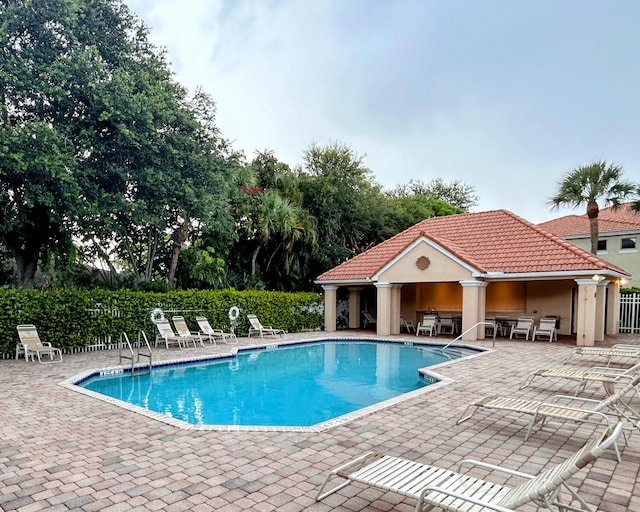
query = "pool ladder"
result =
(118, 331, 152, 374)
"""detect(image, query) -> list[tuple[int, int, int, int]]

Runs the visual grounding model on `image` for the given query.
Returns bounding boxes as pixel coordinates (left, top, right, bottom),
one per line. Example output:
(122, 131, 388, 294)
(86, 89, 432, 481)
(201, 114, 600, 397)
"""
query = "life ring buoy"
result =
(151, 308, 165, 324)
(228, 306, 240, 322)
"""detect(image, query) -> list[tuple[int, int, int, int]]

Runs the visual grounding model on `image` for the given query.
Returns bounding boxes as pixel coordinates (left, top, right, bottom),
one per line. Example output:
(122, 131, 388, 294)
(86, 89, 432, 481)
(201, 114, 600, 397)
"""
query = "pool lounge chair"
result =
(171, 316, 204, 346)
(247, 314, 286, 338)
(563, 344, 640, 364)
(154, 319, 198, 349)
(16, 324, 63, 363)
(362, 311, 377, 329)
(317, 422, 622, 512)
(196, 316, 237, 344)
(457, 374, 640, 452)
(520, 360, 640, 395)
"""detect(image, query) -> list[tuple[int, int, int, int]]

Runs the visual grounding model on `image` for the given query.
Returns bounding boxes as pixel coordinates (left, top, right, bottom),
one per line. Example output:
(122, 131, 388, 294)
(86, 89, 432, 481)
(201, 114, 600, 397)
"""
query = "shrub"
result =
(1, 289, 323, 356)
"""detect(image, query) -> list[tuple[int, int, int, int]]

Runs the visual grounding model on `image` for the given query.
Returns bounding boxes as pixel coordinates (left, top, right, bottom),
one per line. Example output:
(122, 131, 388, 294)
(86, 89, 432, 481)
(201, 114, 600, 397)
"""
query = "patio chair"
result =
(247, 314, 286, 338)
(171, 316, 205, 347)
(457, 374, 640, 453)
(317, 422, 622, 512)
(563, 344, 640, 364)
(509, 316, 534, 340)
(16, 324, 63, 363)
(196, 316, 238, 344)
(416, 316, 437, 337)
(485, 317, 504, 338)
(532, 317, 558, 342)
(362, 311, 377, 329)
(154, 319, 197, 349)
(400, 316, 415, 333)
(520, 360, 640, 395)
(438, 313, 457, 335)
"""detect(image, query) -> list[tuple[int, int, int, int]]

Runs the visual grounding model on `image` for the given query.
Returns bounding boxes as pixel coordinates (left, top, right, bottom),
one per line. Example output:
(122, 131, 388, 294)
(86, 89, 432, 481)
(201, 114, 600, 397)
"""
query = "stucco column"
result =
(575, 279, 598, 346)
(595, 280, 607, 341)
(459, 281, 488, 341)
(390, 285, 402, 335)
(322, 285, 338, 332)
(375, 282, 392, 336)
(606, 280, 621, 335)
(347, 287, 363, 329)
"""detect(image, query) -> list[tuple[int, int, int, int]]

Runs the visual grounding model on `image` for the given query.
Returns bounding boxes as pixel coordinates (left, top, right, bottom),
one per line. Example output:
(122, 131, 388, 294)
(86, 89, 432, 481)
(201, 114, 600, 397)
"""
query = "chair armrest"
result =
(548, 394, 601, 405)
(584, 367, 632, 378)
(417, 484, 522, 512)
(457, 458, 535, 479)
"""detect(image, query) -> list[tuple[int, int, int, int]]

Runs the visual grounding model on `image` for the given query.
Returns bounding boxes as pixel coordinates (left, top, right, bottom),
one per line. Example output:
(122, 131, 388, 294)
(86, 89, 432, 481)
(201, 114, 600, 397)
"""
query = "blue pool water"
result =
(80, 341, 473, 427)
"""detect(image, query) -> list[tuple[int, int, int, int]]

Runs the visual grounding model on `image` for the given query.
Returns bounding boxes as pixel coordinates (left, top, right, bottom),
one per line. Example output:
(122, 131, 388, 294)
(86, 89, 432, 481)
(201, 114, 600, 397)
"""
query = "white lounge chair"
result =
(247, 314, 286, 338)
(154, 319, 197, 349)
(457, 374, 640, 452)
(520, 360, 640, 395)
(416, 316, 437, 337)
(317, 422, 622, 512)
(196, 316, 237, 344)
(16, 324, 63, 363)
(362, 311, 377, 329)
(532, 317, 558, 342)
(563, 344, 640, 364)
(509, 316, 534, 340)
(171, 316, 204, 346)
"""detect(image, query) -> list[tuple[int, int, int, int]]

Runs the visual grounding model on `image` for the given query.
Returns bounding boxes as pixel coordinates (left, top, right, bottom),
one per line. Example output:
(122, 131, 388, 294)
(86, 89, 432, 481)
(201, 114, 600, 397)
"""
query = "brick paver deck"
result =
(2, 332, 639, 511)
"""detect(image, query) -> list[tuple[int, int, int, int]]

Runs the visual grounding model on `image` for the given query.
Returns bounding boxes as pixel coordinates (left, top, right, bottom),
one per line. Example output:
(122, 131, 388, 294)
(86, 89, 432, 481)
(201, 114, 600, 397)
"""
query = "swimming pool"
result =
(68, 340, 480, 431)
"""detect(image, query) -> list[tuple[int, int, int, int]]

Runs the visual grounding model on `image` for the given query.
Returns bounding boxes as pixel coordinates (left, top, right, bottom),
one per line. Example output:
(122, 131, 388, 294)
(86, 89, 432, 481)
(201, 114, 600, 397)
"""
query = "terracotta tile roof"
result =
(317, 209, 629, 282)
(538, 203, 640, 237)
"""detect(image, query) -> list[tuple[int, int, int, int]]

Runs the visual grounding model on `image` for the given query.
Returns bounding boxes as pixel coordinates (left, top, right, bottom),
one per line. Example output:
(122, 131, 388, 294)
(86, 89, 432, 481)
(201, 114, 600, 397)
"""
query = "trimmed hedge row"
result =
(0, 289, 324, 356)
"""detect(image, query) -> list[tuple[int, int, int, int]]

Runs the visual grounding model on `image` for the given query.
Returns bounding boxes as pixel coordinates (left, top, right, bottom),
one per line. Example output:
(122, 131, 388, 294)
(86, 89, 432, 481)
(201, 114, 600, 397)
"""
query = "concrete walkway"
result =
(2, 332, 639, 511)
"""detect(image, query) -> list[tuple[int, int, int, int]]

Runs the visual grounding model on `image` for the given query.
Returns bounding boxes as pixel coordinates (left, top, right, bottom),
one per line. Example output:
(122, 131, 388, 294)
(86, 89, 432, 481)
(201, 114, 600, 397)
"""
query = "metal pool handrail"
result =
(442, 321, 497, 353)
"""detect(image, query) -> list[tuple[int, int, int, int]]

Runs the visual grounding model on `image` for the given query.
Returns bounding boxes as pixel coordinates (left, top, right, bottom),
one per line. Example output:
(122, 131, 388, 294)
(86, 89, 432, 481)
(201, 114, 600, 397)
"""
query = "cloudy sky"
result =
(127, 0, 640, 223)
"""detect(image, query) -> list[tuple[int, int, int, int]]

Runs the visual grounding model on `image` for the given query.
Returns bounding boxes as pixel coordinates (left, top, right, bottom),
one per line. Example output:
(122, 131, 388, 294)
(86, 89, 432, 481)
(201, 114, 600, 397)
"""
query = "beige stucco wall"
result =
(378, 241, 473, 283)
(525, 280, 574, 336)
(569, 234, 638, 287)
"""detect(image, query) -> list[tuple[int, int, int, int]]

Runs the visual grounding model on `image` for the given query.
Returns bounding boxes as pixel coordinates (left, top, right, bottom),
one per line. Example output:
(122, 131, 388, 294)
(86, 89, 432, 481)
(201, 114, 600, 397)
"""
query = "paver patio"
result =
(2, 332, 639, 511)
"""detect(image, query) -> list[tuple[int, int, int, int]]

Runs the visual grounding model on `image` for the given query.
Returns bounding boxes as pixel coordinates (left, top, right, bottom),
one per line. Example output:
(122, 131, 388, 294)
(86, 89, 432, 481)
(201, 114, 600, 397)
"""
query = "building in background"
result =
(538, 203, 640, 288)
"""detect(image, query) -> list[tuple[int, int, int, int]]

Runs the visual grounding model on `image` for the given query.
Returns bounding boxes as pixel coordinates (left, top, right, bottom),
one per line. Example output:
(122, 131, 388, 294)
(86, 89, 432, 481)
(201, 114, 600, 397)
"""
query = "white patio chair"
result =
(247, 314, 286, 338)
(317, 423, 623, 512)
(509, 316, 534, 340)
(16, 324, 63, 363)
(416, 316, 437, 337)
(362, 311, 377, 329)
(400, 316, 415, 333)
(196, 316, 237, 344)
(532, 317, 557, 342)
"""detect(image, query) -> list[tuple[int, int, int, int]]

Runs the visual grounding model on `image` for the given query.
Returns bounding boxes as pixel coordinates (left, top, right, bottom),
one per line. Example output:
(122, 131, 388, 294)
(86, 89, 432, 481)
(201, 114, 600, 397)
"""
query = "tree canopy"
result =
(0, 2, 480, 291)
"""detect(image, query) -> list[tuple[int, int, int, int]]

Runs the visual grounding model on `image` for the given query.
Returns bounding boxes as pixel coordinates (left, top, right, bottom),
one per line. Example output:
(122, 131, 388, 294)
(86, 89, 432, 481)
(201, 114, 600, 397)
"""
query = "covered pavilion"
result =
(315, 210, 631, 345)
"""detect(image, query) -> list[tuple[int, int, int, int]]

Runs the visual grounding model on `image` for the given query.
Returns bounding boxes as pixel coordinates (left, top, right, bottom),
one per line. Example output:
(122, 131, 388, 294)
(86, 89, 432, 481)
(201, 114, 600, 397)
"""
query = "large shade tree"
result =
(0, 0, 233, 288)
(549, 161, 635, 254)
(0, 0, 140, 287)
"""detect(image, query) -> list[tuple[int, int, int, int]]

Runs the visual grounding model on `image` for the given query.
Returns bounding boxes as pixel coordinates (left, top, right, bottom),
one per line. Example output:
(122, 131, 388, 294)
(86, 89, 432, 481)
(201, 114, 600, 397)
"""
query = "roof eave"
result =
(478, 269, 630, 280)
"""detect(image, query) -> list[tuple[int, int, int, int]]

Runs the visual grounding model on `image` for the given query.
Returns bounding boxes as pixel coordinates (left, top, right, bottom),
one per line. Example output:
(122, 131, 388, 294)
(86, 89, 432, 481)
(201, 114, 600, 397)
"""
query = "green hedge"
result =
(1, 289, 323, 356)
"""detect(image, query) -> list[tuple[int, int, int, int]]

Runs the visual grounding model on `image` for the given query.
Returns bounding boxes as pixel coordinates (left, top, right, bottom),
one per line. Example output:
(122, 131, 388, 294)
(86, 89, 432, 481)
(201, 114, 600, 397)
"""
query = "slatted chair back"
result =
(497, 423, 622, 508)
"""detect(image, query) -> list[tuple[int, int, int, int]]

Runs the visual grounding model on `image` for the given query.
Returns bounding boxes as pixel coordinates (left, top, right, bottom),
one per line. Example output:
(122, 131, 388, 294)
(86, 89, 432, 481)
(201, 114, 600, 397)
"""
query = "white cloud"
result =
(127, 0, 640, 224)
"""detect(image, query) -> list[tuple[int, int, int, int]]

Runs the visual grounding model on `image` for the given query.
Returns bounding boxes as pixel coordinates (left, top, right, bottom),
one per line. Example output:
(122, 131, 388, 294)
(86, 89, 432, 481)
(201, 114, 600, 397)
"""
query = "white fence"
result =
(620, 293, 640, 334)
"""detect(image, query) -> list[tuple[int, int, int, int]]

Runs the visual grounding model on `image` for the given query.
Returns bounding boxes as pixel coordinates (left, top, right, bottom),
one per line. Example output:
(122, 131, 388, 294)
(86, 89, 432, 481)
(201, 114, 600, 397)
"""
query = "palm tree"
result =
(549, 161, 635, 254)
(631, 185, 640, 213)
